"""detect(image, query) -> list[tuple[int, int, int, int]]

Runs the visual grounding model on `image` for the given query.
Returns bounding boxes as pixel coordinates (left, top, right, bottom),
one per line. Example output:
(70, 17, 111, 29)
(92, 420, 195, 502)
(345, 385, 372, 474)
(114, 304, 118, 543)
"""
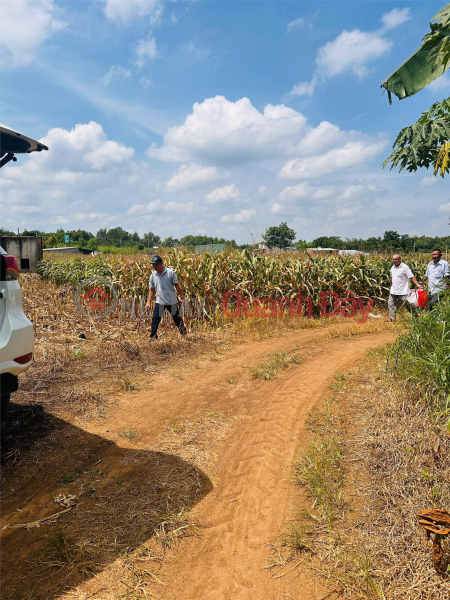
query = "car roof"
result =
(0, 124, 49, 155)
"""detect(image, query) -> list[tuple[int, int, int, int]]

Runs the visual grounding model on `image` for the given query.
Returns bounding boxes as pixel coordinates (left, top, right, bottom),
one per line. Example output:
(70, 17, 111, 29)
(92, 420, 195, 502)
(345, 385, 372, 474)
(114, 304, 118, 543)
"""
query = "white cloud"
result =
(420, 176, 439, 187)
(220, 209, 256, 223)
(438, 203, 450, 213)
(148, 96, 357, 165)
(339, 184, 378, 200)
(278, 182, 309, 201)
(316, 30, 392, 79)
(291, 80, 316, 96)
(271, 203, 283, 214)
(381, 8, 411, 30)
(290, 20, 394, 96)
(50, 216, 70, 225)
(337, 205, 360, 218)
(287, 17, 306, 33)
(0, 122, 136, 231)
(428, 72, 450, 91)
(103, 0, 163, 25)
(133, 35, 158, 70)
(127, 204, 146, 215)
(140, 75, 152, 89)
(127, 199, 162, 215)
(0, 0, 64, 68)
(164, 163, 220, 192)
(258, 186, 267, 194)
(165, 201, 200, 213)
(313, 187, 334, 199)
(3, 121, 134, 179)
(181, 41, 214, 62)
(205, 184, 240, 204)
(101, 65, 131, 86)
(279, 140, 387, 179)
(84, 140, 134, 170)
(76, 212, 112, 222)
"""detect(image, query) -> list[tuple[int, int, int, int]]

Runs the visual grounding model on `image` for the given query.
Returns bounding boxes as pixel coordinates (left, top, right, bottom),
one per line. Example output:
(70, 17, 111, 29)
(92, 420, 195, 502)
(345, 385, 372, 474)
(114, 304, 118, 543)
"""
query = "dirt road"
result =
(1, 325, 394, 600)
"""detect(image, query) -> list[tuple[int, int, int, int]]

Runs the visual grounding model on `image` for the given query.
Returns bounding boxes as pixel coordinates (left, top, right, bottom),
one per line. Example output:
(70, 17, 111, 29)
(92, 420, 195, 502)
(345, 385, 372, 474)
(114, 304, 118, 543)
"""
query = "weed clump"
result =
(252, 348, 300, 380)
(391, 293, 450, 411)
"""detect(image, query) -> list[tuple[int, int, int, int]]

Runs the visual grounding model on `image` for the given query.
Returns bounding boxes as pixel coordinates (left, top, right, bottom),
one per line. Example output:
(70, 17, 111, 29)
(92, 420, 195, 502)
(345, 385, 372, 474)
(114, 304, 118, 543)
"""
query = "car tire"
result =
(1, 393, 11, 420)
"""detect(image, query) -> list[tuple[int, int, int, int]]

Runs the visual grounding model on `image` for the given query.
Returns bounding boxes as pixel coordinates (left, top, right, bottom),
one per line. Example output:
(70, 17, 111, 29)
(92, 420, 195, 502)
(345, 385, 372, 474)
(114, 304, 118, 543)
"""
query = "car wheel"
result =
(1, 393, 11, 420)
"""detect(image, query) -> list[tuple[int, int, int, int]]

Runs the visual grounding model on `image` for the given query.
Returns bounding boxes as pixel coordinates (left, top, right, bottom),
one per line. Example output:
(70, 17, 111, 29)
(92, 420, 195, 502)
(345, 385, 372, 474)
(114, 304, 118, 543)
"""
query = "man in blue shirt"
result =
(146, 255, 186, 339)
(425, 249, 449, 310)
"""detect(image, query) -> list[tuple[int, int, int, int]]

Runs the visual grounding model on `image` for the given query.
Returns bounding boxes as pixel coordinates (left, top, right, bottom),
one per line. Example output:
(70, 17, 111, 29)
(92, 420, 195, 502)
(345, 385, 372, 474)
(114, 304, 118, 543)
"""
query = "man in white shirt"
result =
(425, 248, 449, 310)
(388, 254, 421, 321)
(145, 255, 186, 339)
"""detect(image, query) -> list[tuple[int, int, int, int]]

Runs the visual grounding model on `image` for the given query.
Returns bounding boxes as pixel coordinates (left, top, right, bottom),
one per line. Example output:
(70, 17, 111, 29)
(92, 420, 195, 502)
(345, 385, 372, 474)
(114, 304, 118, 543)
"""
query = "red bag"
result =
(417, 289, 428, 308)
(407, 289, 428, 308)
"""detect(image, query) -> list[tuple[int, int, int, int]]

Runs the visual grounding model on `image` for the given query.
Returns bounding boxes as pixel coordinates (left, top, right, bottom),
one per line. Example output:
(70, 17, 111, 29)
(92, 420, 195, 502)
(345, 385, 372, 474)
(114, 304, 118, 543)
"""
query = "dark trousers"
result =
(428, 294, 441, 311)
(150, 303, 186, 338)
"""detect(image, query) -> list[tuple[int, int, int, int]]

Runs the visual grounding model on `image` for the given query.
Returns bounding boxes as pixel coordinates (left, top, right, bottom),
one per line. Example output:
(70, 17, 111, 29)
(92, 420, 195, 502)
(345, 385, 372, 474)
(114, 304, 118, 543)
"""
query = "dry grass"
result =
(14, 274, 228, 422)
(273, 350, 450, 599)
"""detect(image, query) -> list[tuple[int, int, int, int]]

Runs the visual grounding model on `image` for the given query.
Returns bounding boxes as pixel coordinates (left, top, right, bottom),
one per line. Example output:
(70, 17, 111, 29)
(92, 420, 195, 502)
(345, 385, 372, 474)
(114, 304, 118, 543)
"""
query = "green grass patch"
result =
(252, 348, 300, 380)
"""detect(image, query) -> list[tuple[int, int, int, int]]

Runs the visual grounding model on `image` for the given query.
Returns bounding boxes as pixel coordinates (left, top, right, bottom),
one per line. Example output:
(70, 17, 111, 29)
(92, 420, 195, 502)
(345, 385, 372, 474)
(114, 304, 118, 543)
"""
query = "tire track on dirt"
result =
(153, 330, 393, 600)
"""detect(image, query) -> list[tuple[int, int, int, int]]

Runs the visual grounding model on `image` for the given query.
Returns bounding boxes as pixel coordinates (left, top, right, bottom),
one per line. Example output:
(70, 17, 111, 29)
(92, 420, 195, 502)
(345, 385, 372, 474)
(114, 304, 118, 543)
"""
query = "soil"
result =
(1, 324, 394, 600)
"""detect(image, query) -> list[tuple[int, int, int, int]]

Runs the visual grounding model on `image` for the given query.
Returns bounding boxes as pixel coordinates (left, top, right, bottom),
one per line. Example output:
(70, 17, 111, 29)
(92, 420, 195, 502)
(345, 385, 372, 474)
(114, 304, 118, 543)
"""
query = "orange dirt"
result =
(1, 325, 394, 600)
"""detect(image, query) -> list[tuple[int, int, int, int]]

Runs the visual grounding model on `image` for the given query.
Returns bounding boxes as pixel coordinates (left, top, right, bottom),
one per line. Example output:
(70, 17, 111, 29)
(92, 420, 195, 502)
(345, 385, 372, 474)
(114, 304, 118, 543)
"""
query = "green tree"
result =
(162, 236, 180, 247)
(263, 222, 296, 249)
(382, 6, 450, 178)
(142, 231, 161, 248)
(383, 99, 450, 176)
(310, 236, 344, 249)
(86, 237, 99, 250)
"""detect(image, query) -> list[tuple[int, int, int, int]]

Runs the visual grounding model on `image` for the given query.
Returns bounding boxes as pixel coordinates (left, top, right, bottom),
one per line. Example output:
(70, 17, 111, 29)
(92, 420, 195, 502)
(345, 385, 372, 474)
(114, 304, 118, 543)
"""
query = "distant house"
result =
(338, 249, 369, 256)
(195, 243, 228, 253)
(306, 247, 338, 256)
(0, 235, 43, 272)
(255, 244, 299, 253)
(43, 247, 80, 254)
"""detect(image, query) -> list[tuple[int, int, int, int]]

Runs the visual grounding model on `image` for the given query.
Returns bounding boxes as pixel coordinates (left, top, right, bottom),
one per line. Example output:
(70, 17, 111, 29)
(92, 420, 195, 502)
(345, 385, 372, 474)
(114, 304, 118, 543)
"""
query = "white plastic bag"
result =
(407, 289, 419, 307)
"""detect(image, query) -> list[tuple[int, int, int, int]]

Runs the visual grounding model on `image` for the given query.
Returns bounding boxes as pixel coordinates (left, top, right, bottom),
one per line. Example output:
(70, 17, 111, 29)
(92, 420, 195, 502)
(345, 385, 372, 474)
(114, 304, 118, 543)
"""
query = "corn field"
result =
(37, 250, 431, 320)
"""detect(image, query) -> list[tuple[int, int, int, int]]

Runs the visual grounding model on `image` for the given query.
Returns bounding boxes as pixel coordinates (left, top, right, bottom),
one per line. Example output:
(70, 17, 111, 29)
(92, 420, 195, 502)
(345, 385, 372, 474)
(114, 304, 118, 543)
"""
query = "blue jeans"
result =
(150, 304, 185, 338)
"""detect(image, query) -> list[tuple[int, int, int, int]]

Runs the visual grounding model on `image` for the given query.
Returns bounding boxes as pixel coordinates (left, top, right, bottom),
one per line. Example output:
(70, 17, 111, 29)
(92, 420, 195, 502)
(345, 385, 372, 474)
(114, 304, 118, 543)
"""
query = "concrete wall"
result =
(0, 236, 43, 272)
(43, 247, 80, 254)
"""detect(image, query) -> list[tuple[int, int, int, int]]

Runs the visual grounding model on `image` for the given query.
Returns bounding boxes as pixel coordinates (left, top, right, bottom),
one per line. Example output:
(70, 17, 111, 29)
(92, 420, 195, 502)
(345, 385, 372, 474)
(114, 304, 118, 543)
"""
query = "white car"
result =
(0, 247, 34, 417)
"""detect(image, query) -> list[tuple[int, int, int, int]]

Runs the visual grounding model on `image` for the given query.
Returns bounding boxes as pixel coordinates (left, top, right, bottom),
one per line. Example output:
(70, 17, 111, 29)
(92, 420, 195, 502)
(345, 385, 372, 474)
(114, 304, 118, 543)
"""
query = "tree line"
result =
(1, 224, 449, 254)
(261, 222, 450, 253)
(0, 227, 242, 251)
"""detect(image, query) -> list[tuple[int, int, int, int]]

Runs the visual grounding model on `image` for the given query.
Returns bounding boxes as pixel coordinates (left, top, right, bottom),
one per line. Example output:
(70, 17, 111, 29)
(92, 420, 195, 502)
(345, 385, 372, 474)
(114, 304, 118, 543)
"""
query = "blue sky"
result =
(1, 0, 449, 243)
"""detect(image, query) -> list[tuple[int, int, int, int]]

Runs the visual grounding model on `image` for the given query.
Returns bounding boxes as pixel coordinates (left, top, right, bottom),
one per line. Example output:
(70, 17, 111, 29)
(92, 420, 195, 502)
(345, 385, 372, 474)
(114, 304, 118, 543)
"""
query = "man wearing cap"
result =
(387, 254, 421, 321)
(425, 248, 449, 310)
(146, 255, 186, 339)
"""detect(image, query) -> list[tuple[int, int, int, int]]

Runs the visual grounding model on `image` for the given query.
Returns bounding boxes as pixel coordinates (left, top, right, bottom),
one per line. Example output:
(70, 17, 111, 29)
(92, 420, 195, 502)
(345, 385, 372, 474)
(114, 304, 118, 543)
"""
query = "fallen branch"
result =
(2, 507, 73, 530)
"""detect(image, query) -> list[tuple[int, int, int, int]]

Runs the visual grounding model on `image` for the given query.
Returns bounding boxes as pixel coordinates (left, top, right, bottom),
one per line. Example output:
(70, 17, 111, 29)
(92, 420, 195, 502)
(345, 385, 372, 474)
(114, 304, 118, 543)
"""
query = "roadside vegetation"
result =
(278, 296, 450, 598)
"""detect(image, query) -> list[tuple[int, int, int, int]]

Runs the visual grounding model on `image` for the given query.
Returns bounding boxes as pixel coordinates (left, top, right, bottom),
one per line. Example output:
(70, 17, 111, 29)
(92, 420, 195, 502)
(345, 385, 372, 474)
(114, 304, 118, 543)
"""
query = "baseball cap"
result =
(151, 255, 163, 264)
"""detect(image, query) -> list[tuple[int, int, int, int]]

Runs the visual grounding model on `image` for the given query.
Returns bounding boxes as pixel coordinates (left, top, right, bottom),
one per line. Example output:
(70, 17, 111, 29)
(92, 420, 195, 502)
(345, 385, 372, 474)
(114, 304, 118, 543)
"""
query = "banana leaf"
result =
(381, 4, 450, 102)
